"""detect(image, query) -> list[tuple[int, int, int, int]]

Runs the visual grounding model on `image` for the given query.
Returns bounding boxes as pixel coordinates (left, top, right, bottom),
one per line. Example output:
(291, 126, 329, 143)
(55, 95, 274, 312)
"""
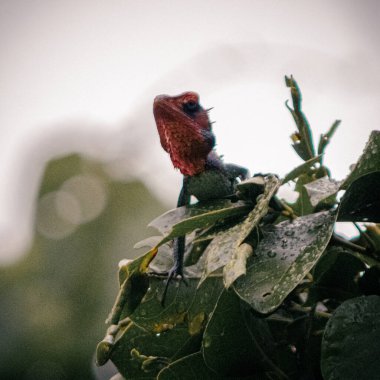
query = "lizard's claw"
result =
(161, 265, 188, 307)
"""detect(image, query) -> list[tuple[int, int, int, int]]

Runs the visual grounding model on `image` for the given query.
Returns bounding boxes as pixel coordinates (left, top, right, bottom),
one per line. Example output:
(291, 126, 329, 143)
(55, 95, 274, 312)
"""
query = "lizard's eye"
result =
(183, 100, 199, 113)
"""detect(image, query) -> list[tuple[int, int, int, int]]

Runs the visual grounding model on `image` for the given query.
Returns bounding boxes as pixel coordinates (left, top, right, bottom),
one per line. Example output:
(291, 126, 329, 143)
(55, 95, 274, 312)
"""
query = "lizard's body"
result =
(153, 92, 248, 298)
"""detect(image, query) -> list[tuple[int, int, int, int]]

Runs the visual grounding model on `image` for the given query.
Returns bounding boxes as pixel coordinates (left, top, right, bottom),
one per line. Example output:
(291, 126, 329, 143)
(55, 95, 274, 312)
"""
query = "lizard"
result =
(153, 91, 249, 302)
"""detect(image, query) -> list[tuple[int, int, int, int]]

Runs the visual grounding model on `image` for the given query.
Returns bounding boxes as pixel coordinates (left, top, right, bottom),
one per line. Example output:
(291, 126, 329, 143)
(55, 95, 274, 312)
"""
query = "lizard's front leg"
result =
(161, 178, 190, 305)
(224, 163, 250, 181)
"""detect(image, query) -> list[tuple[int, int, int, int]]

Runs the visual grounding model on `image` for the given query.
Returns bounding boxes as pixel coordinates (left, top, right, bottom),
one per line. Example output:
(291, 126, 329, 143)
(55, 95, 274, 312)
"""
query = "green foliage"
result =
(0, 155, 166, 380)
(321, 296, 380, 379)
(97, 78, 380, 379)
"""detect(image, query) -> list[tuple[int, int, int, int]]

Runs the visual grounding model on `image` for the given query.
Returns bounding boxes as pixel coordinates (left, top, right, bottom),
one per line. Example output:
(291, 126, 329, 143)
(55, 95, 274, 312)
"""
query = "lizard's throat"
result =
(162, 127, 208, 176)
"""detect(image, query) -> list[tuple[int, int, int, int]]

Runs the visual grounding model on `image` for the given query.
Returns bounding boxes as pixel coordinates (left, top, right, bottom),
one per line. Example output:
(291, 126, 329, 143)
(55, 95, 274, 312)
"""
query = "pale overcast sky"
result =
(0, 0, 379, 263)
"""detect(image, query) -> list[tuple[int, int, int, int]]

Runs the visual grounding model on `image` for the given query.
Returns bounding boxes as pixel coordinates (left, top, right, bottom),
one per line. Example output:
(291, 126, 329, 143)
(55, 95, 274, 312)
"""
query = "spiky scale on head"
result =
(153, 92, 215, 176)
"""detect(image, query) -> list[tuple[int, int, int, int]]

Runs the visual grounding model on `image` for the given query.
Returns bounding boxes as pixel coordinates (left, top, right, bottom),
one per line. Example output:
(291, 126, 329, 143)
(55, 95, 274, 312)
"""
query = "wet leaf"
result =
(198, 222, 244, 286)
(202, 290, 282, 378)
(223, 243, 253, 288)
(236, 175, 281, 246)
(184, 220, 243, 267)
(321, 295, 380, 380)
(127, 276, 224, 334)
(148, 200, 251, 236)
(199, 176, 280, 287)
(341, 130, 380, 189)
(158, 352, 219, 380)
(109, 322, 191, 379)
(338, 172, 380, 222)
(233, 211, 336, 314)
(303, 176, 341, 207)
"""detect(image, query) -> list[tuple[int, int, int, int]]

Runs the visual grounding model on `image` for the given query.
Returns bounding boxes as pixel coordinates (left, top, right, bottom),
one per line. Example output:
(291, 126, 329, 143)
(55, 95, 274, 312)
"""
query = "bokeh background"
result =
(1, 1, 379, 379)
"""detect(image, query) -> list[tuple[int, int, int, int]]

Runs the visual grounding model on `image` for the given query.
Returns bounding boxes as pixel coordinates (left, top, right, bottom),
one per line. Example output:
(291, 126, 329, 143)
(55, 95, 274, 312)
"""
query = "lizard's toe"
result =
(160, 266, 187, 306)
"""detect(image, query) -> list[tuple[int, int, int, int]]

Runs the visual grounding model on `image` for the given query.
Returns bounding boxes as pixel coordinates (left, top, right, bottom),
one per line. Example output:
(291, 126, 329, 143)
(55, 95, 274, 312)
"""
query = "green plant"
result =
(97, 77, 380, 380)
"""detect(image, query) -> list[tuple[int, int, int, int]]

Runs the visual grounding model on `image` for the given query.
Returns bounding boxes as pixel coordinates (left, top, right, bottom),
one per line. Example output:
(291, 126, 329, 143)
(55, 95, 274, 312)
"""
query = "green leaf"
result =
(282, 155, 322, 184)
(108, 250, 156, 325)
(134, 236, 164, 249)
(223, 243, 253, 288)
(158, 352, 219, 380)
(148, 200, 251, 236)
(133, 201, 251, 283)
(233, 211, 336, 314)
(341, 130, 380, 189)
(184, 239, 210, 267)
(197, 222, 245, 286)
(317, 120, 341, 157)
(338, 172, 380, 222)
(202, 290, 285, 378)
(321, 295, 380, 380)
(290, 174, 315, 216)
(147, 244, 174, 274)
(285, 75, 315, 161)
(307, 247, 365, 304)
(127, 277, 224, 334)
(109, 322, 190, 379)
(198, 176, 280, 287)
(107, 276, 224, 378)
(303, 176, 341, 207)
(236, 176, 281, 246)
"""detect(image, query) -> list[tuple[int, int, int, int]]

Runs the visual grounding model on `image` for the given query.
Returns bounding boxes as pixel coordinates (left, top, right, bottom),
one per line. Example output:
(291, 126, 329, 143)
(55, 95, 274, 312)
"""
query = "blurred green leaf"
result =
(233, 211, 336, 314)
(321, 295, 380, 380)
(0, 154, 167, 380)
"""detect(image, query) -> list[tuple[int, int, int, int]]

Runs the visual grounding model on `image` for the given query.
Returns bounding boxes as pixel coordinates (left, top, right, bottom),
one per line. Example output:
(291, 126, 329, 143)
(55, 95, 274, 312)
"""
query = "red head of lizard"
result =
(153, 92, 215, 176)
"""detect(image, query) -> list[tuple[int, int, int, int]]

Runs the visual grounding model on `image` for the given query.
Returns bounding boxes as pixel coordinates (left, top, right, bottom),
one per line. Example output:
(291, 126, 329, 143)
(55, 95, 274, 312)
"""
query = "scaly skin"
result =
(153, 92, 249, 302)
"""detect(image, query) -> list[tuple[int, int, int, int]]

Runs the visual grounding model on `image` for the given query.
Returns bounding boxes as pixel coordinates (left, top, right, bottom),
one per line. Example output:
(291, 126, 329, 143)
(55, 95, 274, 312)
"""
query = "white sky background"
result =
(0, 0, 379, 264)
